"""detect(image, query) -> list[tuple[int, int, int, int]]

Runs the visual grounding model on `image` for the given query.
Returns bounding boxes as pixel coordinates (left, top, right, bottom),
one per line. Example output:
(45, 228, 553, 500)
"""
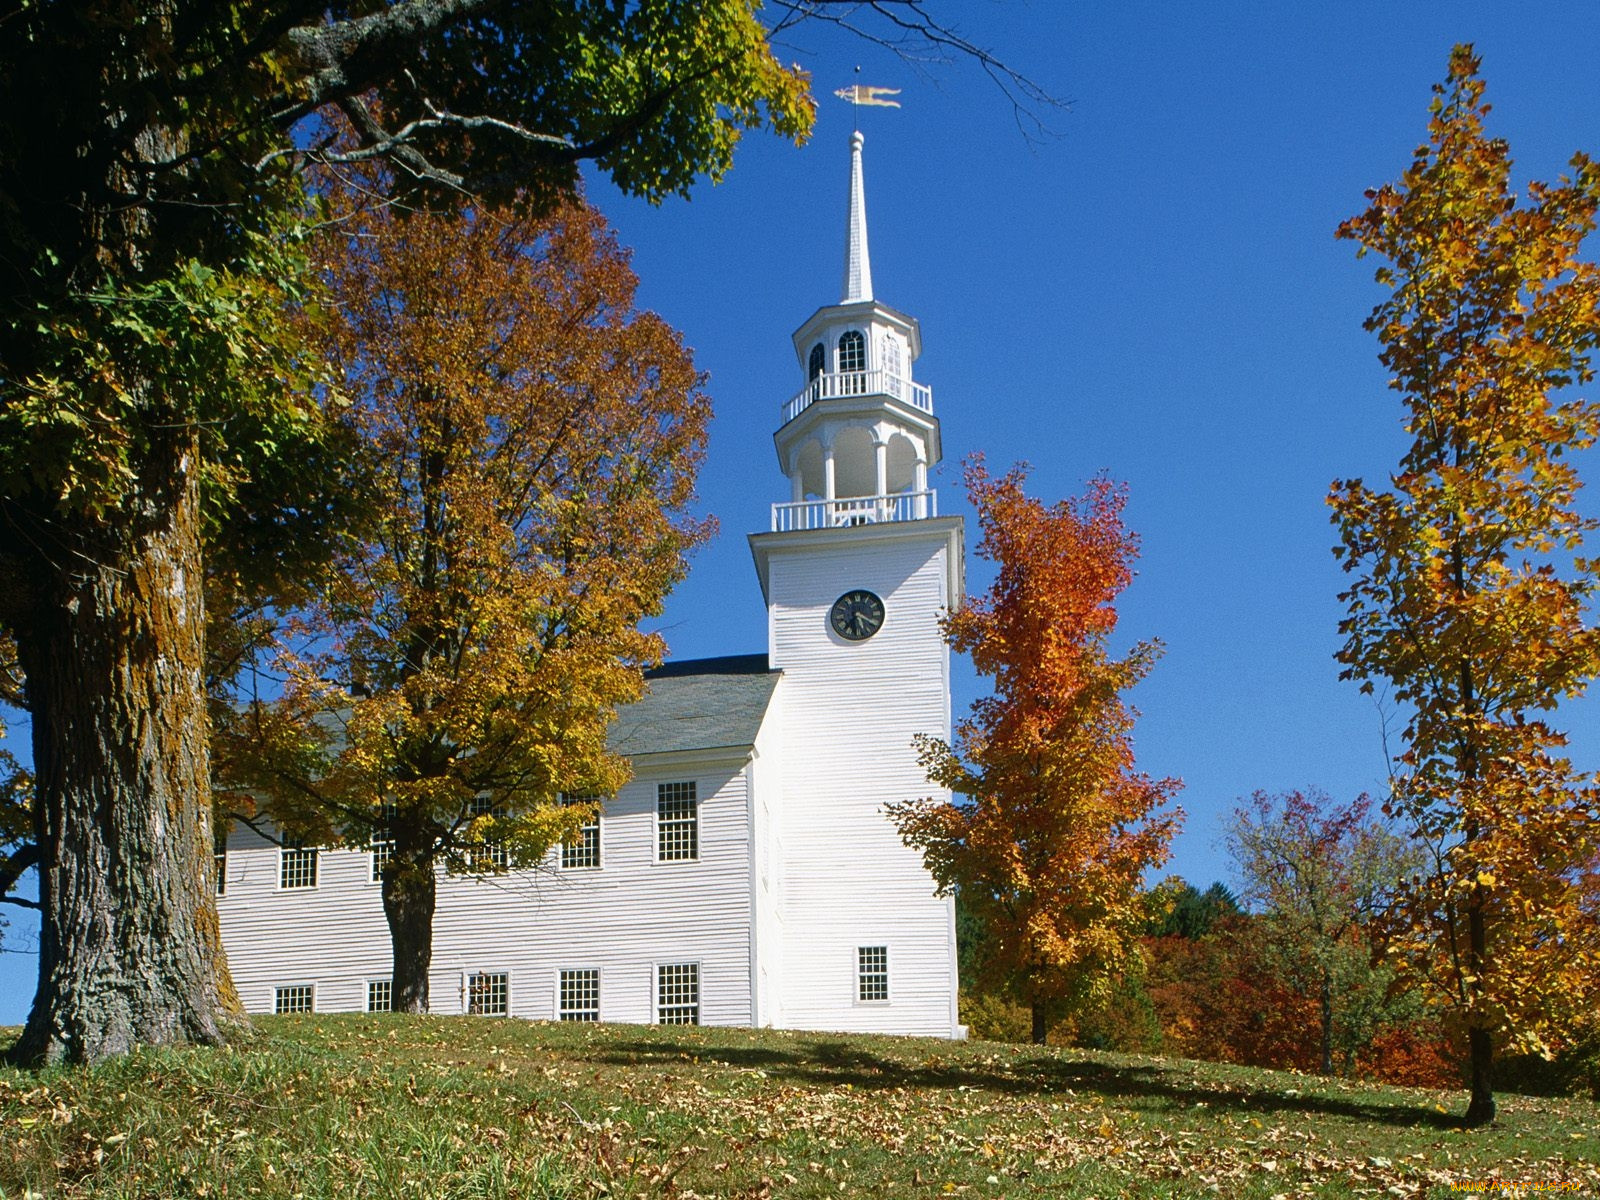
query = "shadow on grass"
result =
(583, 1036, 1462, 1131)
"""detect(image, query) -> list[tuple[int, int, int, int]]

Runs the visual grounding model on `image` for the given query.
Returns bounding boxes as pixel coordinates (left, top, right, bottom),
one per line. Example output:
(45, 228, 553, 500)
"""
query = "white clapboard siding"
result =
(218, 755, 756, 1025)
(748, 682, 788, 1028)
(760, 520, 962, 1037)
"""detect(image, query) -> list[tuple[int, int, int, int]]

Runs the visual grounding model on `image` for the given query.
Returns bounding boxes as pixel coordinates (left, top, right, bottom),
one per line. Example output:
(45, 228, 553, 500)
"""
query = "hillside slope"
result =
(2, 1017, 1595, 1197)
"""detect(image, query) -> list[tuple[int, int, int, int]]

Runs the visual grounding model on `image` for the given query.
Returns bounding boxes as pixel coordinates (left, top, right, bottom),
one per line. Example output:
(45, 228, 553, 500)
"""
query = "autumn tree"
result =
(892, 460, 1181, 1045)
(1227, 790, 1419, 1075)
(1331, 45, 1600, 1124)
(212, 193, 710, 1012)
(0, 0, 819, 1065)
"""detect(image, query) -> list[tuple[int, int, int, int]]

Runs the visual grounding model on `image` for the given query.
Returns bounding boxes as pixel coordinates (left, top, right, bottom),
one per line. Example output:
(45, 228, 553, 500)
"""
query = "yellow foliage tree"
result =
(1331, 45, 1600, 1125)
(217, 196, 711, 1011)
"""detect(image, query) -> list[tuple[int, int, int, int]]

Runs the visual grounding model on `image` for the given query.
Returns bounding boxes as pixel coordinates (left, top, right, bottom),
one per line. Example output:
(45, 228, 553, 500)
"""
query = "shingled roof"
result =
(607, 655, 781, 758)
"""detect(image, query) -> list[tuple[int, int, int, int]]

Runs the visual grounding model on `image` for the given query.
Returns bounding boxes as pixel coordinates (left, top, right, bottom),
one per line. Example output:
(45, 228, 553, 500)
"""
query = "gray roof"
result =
(608, 655, 780, 757)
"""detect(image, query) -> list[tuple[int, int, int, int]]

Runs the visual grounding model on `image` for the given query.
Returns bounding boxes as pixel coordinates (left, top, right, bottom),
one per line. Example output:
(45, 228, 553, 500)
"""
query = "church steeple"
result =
(841, 131, 873, 303)
(766, 133, 943, 533)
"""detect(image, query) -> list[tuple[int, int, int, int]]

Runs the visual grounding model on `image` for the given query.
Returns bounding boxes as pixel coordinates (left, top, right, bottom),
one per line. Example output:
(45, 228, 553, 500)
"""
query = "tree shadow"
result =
(583, 1035, 1462, 1131)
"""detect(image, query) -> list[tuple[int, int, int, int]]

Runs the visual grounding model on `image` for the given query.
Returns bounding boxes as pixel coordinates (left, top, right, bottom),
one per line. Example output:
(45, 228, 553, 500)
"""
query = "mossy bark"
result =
(8, 435, 245, 1065)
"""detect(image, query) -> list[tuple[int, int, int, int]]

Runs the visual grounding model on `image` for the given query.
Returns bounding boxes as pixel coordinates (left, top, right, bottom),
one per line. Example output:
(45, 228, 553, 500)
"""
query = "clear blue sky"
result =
(4, 3, 1600, 1021)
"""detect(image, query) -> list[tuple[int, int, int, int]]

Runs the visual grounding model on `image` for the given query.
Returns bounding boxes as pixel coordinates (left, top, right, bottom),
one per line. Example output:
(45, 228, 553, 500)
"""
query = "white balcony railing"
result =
(771, 490, 938, 531)
(782, 369, 933, 425)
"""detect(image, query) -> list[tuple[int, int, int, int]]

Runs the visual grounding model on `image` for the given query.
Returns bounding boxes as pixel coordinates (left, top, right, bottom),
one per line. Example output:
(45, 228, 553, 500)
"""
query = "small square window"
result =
(274, 984, 314, 1014)
(858, 946, 889, 1003)
(367, 980, 393, 1013)
(560, 794, 601, 869)
(468, 971, 509, 1016)
(559, 969, 600, 1022)
(657, 782, 698, 862)
(657, 962, 699, 1025)
(280, 838, 318, 889)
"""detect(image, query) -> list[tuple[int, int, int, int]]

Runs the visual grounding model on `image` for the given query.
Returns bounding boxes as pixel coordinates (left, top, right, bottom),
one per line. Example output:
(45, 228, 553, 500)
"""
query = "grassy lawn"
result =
(0, 1016, 1594, 1198)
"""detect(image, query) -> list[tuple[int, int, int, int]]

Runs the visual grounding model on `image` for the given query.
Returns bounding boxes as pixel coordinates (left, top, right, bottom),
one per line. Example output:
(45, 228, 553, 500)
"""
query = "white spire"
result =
(841, 131, 873, 303)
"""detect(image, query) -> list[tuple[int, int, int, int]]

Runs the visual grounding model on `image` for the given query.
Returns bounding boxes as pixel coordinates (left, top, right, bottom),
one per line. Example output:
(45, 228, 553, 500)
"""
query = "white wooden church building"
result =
(216, 133, 968, 1039)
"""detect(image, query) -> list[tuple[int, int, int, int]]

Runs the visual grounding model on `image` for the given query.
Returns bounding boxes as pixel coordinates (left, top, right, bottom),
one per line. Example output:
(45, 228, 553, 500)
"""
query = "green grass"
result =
(0, 1016, 1595, 1198)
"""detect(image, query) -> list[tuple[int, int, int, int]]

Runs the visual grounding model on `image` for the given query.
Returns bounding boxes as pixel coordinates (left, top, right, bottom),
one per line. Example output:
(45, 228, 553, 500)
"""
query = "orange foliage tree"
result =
(216, 196, 711, 1011)
(891, 460, 1180, 1044)
(1331, 46, 1600, 1124)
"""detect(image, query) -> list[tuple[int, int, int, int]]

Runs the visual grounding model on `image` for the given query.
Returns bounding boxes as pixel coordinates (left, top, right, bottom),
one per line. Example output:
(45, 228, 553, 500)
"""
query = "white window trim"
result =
(559, 794, 603, 871)
(654, 959, 702, 1026)
(365, 978, 394, 1013)
(273, 983, 316, 1015)
(653, 780, 700, 865)
(556, 966, 603, 1022)
(855, 945, 890, 1006)
(370, 835, 394, 884)
(277, 839, 319, 891)
(836, 327, 868, 374)
(463, 969, 511, 1017)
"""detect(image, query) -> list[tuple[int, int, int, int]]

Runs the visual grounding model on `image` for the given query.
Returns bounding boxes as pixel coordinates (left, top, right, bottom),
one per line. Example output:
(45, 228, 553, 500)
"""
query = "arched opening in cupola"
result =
(832, 426, 876, 498)
(838, 329, 866, 376)
(886, 433, 920, 494)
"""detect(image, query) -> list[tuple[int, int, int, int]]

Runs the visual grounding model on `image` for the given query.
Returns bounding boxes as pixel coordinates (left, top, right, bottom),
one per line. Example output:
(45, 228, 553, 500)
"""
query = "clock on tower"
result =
(746, 130, 966, 1038)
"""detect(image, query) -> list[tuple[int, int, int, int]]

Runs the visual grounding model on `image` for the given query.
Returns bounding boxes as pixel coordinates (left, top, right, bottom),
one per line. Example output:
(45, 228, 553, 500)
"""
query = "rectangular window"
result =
(560, 794, 601, 869)
(371, 834, 394, 882)
(279, 837, 318, 890)
(656, 782, 698, 862)
(468, 971, 509, 1016)
(559, 969, 600, 1022)
(371, 801, 396, 882)
(468, 796, 508, 869)
(657, 962, 699, 1025)
(214, 824, 228, 896)
(274, 985, 314, 1014)
(858, 946, 889, 1002)
(367, 980, 393, 1013)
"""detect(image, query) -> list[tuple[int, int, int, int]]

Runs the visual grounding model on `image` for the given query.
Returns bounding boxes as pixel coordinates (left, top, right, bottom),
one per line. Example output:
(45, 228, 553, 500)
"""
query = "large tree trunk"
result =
(8, 437, 245, 1065)
(382, 849, 437, 1013)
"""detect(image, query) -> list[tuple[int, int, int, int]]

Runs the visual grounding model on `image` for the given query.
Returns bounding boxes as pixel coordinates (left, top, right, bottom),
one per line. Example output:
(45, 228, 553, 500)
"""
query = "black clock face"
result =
(830, 589, 885, 641)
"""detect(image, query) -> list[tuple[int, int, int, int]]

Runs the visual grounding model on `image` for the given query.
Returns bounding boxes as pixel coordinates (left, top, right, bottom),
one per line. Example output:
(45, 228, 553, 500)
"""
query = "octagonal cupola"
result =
(771, 131, 943, 531)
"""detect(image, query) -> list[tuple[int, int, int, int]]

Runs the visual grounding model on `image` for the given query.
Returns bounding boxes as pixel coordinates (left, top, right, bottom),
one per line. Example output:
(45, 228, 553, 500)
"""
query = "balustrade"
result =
(770, 490, 938, 531)
(782, 369, 933, 424)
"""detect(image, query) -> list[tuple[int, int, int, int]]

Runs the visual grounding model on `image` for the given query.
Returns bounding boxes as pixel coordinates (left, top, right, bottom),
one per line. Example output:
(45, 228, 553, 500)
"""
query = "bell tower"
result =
(772, 131, 942, 528)
(747, 132, 964, 1038)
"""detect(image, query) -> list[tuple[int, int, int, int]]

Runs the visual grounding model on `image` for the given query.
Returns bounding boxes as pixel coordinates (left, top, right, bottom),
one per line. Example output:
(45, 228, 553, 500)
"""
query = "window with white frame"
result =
(657, 963, 699, 1025)
(560, 794, 601, 869)
(858, 946, 889, 1002)
(559, 969, 600, 1022)
(883, 333, 904, 399)
(279, 837, 318, 889)
(468, 971, 509, 1016)
(657, 781, 698, 862)
(214, 824, 228, 896)
(467, 796, 508, 868)
(367, 980, 393, 1012)
(371, 801, 396, 882)
(838, 329, 866, 373)
(274, 984, 314, 1014)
